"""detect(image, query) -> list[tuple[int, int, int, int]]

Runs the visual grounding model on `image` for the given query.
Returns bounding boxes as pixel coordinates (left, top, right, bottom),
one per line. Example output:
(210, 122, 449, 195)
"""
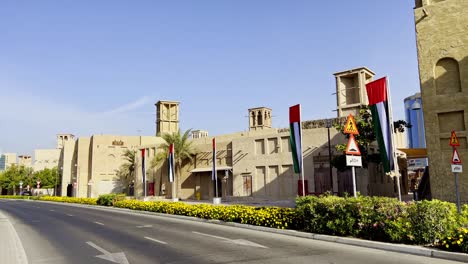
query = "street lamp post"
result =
(74, 164, 79, 197)
(326, 119, 333, 193)
(36, 180, 41, 196)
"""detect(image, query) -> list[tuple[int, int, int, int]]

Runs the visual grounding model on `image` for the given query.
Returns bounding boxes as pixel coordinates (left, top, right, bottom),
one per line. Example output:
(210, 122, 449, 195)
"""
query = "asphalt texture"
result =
(0, 199, 464, 264)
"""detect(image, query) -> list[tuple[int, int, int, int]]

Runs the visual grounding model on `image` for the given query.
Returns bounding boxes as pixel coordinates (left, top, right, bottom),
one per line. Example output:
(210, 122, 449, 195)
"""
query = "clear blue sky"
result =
(0, 1, 420, 156)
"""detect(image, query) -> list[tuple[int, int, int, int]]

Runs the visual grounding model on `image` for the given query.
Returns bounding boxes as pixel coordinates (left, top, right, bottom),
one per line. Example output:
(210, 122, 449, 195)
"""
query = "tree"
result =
(151, 129, 196, 199)
(0, 165, 34, 194)
(116, 149, 137, 194)
(33, 167, 59, 195)
(332, 106, 410, 172)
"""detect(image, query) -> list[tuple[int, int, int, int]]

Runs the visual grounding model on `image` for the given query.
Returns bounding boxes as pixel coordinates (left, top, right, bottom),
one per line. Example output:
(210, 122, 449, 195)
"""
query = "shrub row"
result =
(96, 193, 126, 206)
(113, 200, 297, 229)
(0, 195, 38, 200)
(37, 196, 97, 205)
(295, 195, 465, 247)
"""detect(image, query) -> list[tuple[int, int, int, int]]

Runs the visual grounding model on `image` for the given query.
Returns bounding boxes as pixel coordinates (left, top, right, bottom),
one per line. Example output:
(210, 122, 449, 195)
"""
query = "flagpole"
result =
(386, 77, 402, 201)
(299, 105, 305, 197)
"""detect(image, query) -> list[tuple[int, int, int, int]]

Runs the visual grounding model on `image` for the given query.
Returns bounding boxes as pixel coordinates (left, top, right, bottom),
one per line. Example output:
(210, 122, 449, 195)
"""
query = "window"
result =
(268, 138, 278, 154)
(255, 139, 265, 155)
(435, 58, 461, 95)
(281, 137, 291, 152)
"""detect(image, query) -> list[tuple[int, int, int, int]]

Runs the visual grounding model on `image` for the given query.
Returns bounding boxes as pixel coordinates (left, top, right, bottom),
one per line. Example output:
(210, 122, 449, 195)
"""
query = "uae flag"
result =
(289, 104, 302, 173)
(168, 143, 175, 183)
(212, 138, 217, 181)
(366, 77, 393, 173)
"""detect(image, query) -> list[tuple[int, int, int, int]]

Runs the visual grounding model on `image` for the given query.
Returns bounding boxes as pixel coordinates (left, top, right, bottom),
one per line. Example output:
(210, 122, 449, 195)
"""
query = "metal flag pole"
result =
(299, 105, 305, 197)
(386, 77, 402, 201)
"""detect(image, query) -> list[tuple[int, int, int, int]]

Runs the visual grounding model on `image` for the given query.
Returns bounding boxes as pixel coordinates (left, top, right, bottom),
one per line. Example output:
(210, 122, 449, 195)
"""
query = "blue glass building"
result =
(404, 93, 427, 168)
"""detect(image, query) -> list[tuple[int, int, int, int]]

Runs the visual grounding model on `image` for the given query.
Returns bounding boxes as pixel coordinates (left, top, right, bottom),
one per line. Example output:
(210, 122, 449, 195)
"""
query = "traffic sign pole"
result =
(352, 166, 357, 198)
(450, 131, 462, 214)
(455, 171, 461, 214)
(343, 114, 361, 198)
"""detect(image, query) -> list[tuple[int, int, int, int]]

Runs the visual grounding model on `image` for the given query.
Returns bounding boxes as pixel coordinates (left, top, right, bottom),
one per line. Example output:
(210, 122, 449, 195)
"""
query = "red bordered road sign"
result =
(345, 134, 361, 155)
(452, 148, 462, 164)
(450, 131, 460, 147)
(344, 114, 359, 135)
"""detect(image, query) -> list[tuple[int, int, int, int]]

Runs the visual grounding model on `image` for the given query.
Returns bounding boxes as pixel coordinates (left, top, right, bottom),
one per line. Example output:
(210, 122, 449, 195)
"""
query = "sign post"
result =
(19, 181, 23, 195)
(344, 114, 361, 198)
(450, 130, 462, 214)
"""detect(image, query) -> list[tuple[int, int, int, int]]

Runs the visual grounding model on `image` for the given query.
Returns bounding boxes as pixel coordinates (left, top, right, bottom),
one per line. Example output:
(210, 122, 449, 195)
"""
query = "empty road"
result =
(0, 199, 463, 264)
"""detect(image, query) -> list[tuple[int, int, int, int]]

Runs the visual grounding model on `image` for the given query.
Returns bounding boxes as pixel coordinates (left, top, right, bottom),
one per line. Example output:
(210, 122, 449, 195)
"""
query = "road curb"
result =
(29, 199, 468, 263)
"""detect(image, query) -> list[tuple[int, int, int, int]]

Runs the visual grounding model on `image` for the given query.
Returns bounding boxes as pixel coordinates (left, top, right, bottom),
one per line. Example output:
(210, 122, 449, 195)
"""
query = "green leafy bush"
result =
(295, 195, 464, 246)
(97, 193, 126, 206)
(405, 200, 460, 244)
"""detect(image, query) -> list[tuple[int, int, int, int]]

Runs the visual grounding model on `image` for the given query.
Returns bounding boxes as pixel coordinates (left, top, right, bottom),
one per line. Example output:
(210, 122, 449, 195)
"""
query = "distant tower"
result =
(248, 107, 272, 131)
(56, 134, 75, 149)
(156, 100, 180, 135)
(334, 67, 375, 118)
(18, 155, 32, 167)
(191, 130, 209, 139)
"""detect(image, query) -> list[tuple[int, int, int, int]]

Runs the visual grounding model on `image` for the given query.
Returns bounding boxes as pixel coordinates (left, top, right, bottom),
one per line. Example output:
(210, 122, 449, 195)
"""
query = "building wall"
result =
(18, 155, 32, 167)
(0, 153, 16, 171)
(33, 149, 61, 171)
(414, 0, 468, 201)
(59, 139, 77, 196)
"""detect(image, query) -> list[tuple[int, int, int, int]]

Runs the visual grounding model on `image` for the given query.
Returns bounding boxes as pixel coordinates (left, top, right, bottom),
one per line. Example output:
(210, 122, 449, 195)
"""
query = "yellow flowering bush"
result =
(0, 195, 38, 200)
(113, 200, 297, 229)
(38, 196, 97, 205)
(439, 228, 468, 253)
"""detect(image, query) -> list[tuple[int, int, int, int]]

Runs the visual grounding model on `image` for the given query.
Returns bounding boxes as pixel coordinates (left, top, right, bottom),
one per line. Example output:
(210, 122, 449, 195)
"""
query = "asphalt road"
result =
(0, 199, 463, 264)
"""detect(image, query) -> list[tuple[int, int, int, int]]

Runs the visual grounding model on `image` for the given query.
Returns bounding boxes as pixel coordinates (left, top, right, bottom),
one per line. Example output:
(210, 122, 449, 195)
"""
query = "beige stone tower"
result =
(57, 134, 75, 149)
(192, 130, 209, 139)
(156, 100, 180, 135)
(334, 67, 375, 118)
(248, 107, 272, 131)
(414, 0, 468, 202)
(18, 155, 32, 167)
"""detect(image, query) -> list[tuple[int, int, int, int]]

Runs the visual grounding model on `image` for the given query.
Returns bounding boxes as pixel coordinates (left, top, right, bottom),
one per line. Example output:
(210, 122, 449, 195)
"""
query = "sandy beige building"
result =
(414, 0, 468, 202)
(33, 149, 61, 171)
(59, 134, 161, 197)
(18, 155, 32, 167)
(59, 67, 403, 200)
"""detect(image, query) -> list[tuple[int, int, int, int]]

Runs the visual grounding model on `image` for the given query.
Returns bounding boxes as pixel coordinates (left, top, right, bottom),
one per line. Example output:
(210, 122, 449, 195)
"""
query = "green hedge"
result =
(295, 195, 465, 246)
(97, 194, 126, 206)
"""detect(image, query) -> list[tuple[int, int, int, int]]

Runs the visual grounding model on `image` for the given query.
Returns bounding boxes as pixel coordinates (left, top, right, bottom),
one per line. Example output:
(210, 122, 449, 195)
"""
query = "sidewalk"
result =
(0, 211, 28, 264)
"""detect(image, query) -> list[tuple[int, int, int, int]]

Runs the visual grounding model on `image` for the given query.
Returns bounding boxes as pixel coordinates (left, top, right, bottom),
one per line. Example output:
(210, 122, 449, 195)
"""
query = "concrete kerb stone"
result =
(24, 199, 468, 263)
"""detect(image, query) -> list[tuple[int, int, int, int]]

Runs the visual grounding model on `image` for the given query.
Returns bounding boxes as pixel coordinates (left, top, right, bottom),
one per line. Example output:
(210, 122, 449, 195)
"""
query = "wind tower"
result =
(248, 107, 272, 131)
(334, 67, 375, 118)
(155, 100, 180, 135)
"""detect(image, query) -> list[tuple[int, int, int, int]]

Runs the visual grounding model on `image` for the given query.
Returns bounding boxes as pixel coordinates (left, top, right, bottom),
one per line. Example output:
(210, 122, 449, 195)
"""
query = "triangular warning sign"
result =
(343, 114, 359, 135)
(452, 148, 462, 164)
(345, 134, 361, 155)
(450, 131, 460, 147)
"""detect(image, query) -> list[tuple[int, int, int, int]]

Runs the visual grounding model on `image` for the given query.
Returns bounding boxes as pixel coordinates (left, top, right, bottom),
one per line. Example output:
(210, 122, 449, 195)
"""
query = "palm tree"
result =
(151, 129, 196, 199)
(119, 149, 137, 194)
